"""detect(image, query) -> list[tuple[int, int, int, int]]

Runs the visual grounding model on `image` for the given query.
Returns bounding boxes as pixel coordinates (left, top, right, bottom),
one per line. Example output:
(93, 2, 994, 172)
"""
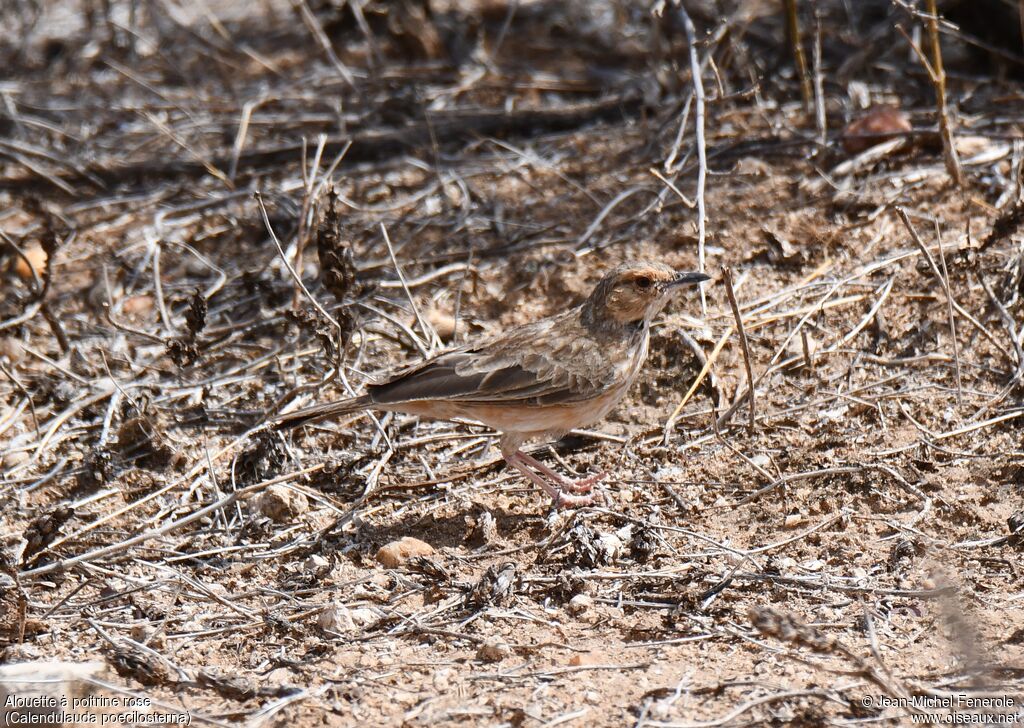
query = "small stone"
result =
(258, 485, 308, 522)
(318, 604, 355, 632)
(568, 652, 598, 667)
(598, 533, 624, 562)
(375, 536, 434, 568)
(349, 608, 377, 627)
(475, 637, 512, 662)
(305, 554, 330, 571)
(783, 513, 804, 529)
(2, 451, 30, 469)
(750, 453, 771, 469)
(432, 667, 453, 691)
(263, 667, 292, 686)
(12, 243, 47, 281)
(0, 338, 24, 364)
(567, 594, 593, 616)
(122, 294, 154, 318)
(841, 105, 911, 154)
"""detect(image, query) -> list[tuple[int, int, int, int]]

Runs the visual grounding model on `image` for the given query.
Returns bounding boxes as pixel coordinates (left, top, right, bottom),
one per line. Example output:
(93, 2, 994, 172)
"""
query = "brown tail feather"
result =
(274, 395, 373, 429)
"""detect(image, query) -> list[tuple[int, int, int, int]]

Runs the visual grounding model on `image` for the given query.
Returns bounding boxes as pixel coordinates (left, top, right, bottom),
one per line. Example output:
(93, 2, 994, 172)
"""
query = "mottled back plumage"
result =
(367, 307, 644, 408)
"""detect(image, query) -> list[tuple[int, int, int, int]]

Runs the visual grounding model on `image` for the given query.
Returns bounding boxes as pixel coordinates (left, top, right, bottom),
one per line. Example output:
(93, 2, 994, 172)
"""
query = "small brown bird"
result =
(276, 262, 709, 506)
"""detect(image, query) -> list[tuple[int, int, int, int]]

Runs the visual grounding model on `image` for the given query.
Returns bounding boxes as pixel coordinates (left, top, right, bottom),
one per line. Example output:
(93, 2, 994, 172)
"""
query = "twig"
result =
(254, 190, 339, 331)
(934, 218, 962, 404)
(924, 0, 962, 187)
(20, 463, 324, 580)
(292, 0, 355, 87)
(897, 7, 962, 186)
(895, 208, 962, 404)
(673, 1, 709, 315)
(811, 5, 826, 145)
(664, 327, 732, 441)
(784, 0, 812, 110)
(976, 268, 1024, 380)
(723, 267, 755, 432)
(380, 223, 438, 351)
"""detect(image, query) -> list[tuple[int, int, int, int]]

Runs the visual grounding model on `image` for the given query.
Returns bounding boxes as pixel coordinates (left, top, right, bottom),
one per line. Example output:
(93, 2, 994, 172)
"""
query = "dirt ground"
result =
(2, 0, 1024, 725)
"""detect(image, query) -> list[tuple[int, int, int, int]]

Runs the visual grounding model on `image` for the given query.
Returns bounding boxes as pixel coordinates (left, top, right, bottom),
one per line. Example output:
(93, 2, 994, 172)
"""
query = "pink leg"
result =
(515, 451, 607, 494)
(504, 452, 599, 508)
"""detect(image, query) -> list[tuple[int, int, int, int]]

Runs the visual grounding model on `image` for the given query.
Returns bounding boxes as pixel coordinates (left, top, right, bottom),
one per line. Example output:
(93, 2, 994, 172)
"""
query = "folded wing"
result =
(368, 314, 624, 407)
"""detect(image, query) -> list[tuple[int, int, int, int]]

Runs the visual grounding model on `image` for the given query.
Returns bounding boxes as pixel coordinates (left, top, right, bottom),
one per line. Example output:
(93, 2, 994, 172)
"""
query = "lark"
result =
(276, 262, 709, 506)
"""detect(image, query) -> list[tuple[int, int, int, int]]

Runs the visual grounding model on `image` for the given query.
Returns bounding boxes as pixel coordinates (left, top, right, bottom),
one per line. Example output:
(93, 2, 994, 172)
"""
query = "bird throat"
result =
(579, 299, 647, 344)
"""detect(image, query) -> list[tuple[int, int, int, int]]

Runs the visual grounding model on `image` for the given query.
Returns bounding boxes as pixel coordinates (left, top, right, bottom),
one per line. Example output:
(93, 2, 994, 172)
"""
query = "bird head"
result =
(583, 262, 709, 328)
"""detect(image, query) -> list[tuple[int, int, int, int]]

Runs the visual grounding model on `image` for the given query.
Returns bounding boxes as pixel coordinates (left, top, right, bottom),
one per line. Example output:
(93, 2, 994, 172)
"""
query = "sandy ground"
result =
(2, 1, 1024, 726)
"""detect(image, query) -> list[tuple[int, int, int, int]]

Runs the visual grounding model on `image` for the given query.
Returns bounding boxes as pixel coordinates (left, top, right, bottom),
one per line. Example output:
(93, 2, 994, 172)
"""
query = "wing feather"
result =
(366, 311, 636, 407)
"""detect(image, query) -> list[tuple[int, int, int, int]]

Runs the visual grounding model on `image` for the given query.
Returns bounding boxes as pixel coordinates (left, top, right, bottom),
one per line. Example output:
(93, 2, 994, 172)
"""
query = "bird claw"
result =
(561, 470, 607, 493)
(551, 486, 608, 508)
(506, 451, 608, 509)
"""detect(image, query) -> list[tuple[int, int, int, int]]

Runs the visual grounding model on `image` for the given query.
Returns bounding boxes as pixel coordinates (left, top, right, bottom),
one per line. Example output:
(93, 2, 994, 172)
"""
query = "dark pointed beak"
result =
(668, 271, 711, 288)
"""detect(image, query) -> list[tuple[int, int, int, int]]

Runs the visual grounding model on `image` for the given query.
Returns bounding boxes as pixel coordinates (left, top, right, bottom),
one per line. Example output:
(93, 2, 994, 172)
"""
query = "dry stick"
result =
(139, 110, 232, 187)
(290, 134, 327, 308)
(723, 267, 756, 432)
(21, 463, 324, 580)
(895, 207, 962, 405)
(811, 5, 826, 145)
(664, 326, 732, 441)
(0, 361, 39, 437)
(674, 1, 709, 316)
(228, 98, 260, 182)
(976, 268, 1024, 380)
(898, 5, 962, 186)
(925, 0, 962, 187)
(934, 218, 962, 405)
(254, 190, 339, 331)
(380, 223, 438, 351)
(293, 0, 355, 87)
(784, 0, 812, 111)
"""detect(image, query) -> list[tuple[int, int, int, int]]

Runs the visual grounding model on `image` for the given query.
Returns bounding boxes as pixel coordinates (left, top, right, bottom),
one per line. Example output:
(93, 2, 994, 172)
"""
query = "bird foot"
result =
(551, 489, 604, 508)
(506, 452, 607, 509)
(560, 471, 607, 494)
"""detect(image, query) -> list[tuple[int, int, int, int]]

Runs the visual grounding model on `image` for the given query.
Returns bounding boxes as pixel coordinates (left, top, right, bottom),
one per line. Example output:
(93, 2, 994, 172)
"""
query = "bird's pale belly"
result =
(388, 384, 629, 436)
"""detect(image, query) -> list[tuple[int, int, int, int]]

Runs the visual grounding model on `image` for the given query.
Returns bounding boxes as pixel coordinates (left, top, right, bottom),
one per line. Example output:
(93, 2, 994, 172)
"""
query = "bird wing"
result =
(367, 311, 634, 407)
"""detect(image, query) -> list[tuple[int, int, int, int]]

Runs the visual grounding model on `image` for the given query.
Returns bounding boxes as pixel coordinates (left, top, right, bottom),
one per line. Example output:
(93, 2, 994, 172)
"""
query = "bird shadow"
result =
(347, 499, 550, 553)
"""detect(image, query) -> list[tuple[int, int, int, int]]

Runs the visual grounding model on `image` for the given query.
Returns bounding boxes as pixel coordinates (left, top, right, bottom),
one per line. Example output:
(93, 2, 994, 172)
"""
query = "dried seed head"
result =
(316, 191, 358, 302)
(185, 288, 207, 336)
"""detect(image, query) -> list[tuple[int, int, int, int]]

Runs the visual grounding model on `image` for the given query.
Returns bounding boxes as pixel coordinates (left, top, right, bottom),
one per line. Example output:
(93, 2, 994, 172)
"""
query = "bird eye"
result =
(634, 276, 652, 289)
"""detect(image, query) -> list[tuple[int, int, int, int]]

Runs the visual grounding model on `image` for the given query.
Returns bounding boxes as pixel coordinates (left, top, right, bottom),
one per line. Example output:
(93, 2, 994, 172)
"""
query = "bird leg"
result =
(514, 450, 606, 494)
(504, 451, 604, 507)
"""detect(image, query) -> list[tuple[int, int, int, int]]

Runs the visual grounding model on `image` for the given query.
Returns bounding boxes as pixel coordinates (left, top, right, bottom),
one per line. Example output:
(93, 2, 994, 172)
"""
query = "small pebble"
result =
(567, 594, 593, 616)
(0, 337, 25, 364)
(305, 554, 330, 571)
(13, 243, 47, 280)
(258, 485, 308, 522)
(841, 105, 911, 154)
(318, 604, 355, 632)
(475, 637, 512, 662)
(349, 608, 377, 627)
(122, 294, 154, 318)
(2, 451, 30, 469)
(375, 536, 434, 568)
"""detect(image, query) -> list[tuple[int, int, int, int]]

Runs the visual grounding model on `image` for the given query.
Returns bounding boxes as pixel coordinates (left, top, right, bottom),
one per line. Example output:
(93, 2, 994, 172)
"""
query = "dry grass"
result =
(2, 0, 1024, 725)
